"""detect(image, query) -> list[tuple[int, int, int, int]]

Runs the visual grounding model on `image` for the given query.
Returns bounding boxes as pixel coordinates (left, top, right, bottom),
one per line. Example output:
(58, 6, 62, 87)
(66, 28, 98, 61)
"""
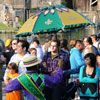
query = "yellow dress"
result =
(6, 73, 21, 100)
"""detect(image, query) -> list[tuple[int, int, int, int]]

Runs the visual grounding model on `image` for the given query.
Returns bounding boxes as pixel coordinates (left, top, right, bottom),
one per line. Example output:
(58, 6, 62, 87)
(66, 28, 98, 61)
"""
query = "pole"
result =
(90, 0, 92, 11)
(0, 54, 3, 100)
(73, 0, 76, 10)
(24, 0, 26, 22)
(24, 0, 31, 22)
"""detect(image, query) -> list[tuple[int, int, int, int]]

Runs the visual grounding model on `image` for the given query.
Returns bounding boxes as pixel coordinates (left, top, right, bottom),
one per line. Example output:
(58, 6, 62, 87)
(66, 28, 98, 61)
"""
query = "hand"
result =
(58, 59, 63, 68)
(94, 75, 97, 78)
(6, 76, 10, 80)
(43, 62, 47, 68)
(4, 76, 12, 85)
(6, 76, 12, 80)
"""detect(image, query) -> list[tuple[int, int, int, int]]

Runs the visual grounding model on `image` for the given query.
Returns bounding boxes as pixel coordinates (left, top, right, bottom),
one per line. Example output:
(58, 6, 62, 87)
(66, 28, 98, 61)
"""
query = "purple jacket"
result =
(5, 68, 63, 100)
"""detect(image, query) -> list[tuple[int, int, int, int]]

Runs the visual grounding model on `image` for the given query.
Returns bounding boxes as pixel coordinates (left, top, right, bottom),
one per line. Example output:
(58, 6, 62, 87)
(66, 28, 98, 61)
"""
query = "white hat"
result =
(21, 56, 42, 67)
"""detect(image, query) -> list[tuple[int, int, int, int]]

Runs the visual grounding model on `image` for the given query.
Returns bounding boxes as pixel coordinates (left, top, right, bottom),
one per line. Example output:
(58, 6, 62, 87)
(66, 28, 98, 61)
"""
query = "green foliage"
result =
(30, 8, 40, 13)
(0, 23, 18, 31)
(61, 0, 67, 6)
(19, 18, 24, 26)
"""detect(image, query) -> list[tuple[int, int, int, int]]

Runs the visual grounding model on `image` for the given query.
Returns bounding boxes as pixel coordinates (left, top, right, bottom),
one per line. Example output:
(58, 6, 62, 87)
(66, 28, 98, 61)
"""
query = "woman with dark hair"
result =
(79, 53, 99, 100)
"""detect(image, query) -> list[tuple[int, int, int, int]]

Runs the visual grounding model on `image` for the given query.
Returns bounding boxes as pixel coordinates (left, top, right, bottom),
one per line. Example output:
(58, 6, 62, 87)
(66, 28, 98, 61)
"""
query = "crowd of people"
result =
(0, 34, 100, 100)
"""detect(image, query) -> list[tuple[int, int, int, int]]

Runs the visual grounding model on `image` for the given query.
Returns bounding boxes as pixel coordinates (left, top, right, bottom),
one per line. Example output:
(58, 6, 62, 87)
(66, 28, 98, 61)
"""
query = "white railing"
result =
(90, 0, 98, 6)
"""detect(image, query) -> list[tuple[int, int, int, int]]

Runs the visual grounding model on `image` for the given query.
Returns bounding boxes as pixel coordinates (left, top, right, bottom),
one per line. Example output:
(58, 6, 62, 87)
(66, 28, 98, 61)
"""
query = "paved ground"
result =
(2, 81, 6, 100)
(2, 66, 6, 100)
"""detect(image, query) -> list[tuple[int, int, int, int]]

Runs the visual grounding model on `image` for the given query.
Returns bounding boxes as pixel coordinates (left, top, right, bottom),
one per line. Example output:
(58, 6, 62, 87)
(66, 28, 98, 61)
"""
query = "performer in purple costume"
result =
(5, 56, 63, 100)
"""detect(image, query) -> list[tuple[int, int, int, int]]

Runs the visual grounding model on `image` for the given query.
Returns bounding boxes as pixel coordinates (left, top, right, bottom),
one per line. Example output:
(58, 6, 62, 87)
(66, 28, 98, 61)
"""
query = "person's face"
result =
(11, 40, 18, 51)
(60, 40, 63, 48)
(85, 57, 91, 65)
(48, 41, 51, 46)
(30, 50, 37, 56)
(76, 42, 84, 50)
(83, 38, 88, 47)
(17, 42, 24, 54)
(97, 56, 100, 63)
(91, 36, 95, 42)
(33, 42, 38, 48)
(50, 42, 58, 53)
(8, 69, 16, 75)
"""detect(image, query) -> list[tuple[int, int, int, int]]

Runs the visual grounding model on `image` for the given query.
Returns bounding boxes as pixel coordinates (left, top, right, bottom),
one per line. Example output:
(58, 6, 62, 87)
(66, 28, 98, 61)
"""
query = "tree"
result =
(61, 0, 67, 6)
(64, 0, 73, 9)
(19, 18, 24, 26)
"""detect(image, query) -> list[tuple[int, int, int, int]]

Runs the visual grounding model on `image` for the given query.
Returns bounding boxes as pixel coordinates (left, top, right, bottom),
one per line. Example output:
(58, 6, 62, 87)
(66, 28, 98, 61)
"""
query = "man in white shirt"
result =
(4, 40, 31, 80)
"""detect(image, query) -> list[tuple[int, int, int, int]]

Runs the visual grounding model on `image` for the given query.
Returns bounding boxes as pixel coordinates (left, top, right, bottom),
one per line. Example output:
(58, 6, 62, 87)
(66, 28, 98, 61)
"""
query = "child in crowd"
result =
(79, 53, 99, 100)
(4, 62, 21, 100)
(29, 48, 37, 57)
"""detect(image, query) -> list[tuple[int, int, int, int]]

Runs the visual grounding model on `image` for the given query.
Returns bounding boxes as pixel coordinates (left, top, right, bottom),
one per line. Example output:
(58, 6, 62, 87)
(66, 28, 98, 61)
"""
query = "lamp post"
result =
(73, 0, 76, 10)
(24, 0, 26, 22)
(24, 0, 31, 22)
(0, 57, 2, 100)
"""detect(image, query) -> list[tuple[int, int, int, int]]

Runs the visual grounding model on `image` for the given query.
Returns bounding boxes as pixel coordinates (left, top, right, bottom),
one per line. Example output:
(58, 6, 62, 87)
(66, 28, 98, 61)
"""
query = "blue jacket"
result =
(70, 47, 85, 70)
